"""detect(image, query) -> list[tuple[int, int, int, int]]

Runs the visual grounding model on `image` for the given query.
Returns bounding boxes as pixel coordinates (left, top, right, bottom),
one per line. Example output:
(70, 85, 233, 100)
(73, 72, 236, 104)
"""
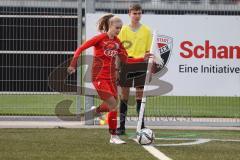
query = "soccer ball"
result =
(137, 128, 155, 145)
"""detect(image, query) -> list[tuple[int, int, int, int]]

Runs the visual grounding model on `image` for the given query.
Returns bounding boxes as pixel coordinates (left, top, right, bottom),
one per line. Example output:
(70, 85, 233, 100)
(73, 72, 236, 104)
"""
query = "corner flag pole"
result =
(136, 31, 159, 132)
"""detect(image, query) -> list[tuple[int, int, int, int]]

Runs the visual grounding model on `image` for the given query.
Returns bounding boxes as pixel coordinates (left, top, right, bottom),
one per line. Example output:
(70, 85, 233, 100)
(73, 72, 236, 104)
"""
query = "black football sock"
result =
(119, 100, 128, 130)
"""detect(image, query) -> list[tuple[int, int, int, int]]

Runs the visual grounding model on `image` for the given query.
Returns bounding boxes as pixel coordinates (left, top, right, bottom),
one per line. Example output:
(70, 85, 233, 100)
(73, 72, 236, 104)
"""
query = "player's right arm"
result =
(67, 34, 103, 74)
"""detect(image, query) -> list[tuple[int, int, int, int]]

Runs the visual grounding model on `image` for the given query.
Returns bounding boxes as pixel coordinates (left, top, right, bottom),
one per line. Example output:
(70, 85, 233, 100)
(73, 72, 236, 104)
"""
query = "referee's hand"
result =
(144, 53, 154, 61)
(67, 66, 76, 75)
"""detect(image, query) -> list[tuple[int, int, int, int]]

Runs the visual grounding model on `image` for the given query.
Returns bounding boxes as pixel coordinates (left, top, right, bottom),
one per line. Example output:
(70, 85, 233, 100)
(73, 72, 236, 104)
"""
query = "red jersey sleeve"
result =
(116, 37, 145, 64)
(70, 34, 104, 68)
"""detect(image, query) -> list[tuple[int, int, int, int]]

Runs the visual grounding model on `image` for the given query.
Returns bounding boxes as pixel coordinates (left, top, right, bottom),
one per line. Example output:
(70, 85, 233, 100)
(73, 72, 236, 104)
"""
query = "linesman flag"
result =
(136, 31, 170, 132)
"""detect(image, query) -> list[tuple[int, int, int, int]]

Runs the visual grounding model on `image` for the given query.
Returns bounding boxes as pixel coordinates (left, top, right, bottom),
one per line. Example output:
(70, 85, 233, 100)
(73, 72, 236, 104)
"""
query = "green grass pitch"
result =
(0, 95, 239, 118)
(0, 129, 239, 160)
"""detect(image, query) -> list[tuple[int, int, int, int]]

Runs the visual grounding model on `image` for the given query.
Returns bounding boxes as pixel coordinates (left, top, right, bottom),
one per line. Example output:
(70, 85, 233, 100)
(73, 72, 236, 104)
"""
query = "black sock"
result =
(119, 100, 128, 130)
(136, 100, 145, 129)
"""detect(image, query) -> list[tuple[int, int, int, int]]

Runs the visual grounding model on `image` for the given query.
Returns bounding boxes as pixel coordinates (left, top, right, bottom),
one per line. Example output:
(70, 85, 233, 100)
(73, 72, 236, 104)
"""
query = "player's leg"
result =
(89, 102, 109, 121)
(104, 96, 126, 144)
(93, 80, 126, 144)
(103, 96, 118, 134)
(94, 102, 110, 113)
(91, 81, 113, 117)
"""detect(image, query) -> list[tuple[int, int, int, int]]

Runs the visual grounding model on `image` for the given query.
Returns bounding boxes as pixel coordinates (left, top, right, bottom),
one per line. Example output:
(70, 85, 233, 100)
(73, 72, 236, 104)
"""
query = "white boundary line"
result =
(133, 139, 173, 160)
(154, 138, 240, 147)
(155, 138, 240, 142)
(155, 138, 211, 147)
(211, 138, 240, 142)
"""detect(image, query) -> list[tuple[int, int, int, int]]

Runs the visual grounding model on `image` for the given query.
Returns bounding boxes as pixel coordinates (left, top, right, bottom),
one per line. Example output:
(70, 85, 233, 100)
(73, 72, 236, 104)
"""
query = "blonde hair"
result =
(97, 14, 122, 32)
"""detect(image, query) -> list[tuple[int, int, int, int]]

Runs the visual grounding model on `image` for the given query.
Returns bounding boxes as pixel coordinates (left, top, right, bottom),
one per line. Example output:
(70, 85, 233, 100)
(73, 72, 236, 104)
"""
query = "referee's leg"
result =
(117, 63, 133, 135)
(118, 87, 130, 134)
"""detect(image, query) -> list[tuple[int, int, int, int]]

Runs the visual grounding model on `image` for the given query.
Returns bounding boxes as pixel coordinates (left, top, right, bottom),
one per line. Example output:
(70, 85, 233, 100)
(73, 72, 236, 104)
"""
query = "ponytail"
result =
(97, 13, 114, 32)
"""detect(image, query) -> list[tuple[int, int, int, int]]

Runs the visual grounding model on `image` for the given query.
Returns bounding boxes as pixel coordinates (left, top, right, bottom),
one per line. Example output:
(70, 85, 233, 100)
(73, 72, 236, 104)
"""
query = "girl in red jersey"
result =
(67, 14, 148, 144)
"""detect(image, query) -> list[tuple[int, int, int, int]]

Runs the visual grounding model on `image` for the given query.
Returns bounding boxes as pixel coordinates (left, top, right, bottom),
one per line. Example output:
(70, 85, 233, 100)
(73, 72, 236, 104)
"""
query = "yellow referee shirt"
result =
(118, 24, 152, 58)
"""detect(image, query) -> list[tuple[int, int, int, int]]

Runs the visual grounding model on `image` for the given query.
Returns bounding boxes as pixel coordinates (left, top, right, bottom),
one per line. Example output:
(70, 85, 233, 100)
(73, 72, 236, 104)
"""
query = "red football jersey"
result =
(70, 33, 144, 81)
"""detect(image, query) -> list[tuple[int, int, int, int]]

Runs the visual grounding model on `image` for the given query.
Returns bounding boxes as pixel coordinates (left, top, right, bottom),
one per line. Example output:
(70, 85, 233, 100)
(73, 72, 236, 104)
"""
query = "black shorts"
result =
(118, 61, 148, 88)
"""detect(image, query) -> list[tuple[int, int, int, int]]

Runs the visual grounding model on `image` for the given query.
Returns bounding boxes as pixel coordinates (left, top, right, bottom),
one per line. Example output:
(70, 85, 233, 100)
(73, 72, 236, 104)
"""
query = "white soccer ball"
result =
(137, 128, 155, 145)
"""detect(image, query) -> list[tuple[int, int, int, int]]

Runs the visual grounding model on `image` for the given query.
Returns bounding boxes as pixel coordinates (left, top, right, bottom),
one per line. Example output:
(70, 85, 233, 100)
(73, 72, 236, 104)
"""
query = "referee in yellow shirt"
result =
(117, 4, 152, 135)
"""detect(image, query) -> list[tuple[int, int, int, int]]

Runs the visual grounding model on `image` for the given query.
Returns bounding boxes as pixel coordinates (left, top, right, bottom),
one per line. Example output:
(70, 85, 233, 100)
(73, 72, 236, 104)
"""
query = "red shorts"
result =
(93, 80, 117, 100)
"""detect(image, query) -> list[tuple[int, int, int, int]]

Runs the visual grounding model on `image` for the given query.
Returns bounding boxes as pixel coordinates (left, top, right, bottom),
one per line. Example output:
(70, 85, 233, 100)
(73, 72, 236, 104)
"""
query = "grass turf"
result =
(0, 95, 239, 117)
(0, 128, 156, 160)
(0, 129, 239, 160)
(155, 130, 240, 160)
(158, 141, 240, 160)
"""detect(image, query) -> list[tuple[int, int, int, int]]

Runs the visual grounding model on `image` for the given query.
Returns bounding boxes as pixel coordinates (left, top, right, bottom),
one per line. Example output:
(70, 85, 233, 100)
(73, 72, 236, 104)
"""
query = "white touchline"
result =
(154, 138, 240, 147)
(155, 138, 211, 147)
(133, 139, 173, 160)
